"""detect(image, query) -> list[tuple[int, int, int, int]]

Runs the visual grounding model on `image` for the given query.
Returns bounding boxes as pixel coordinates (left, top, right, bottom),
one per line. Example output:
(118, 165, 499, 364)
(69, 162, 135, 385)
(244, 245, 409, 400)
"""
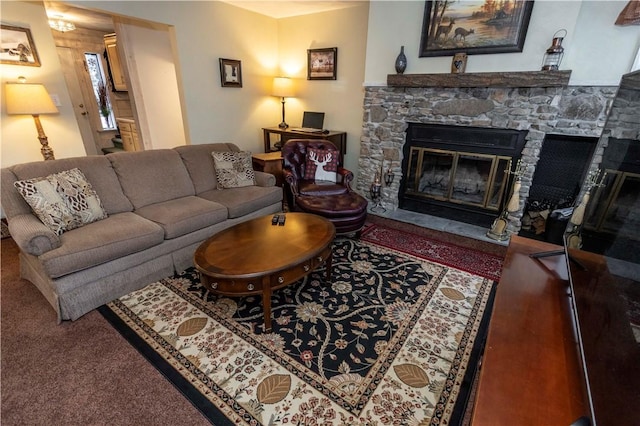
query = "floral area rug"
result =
(100, 236, 496, 425)
(361, 225, 504, 282)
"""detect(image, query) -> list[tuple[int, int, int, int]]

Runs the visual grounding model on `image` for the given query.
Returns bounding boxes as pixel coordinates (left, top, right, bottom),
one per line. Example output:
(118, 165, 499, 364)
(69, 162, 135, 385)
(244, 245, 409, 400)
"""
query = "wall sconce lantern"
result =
(541, 29, 567, 71)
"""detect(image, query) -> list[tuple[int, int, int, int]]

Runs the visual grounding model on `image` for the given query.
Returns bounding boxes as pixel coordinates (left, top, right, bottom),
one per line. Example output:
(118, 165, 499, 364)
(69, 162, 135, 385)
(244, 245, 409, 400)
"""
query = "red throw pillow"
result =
(304, 148, 338, 182)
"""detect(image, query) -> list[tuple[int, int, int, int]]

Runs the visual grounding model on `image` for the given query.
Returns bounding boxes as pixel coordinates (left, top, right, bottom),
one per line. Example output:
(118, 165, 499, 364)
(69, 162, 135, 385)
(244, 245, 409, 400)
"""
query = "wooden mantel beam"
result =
(387, 70, 572, 88)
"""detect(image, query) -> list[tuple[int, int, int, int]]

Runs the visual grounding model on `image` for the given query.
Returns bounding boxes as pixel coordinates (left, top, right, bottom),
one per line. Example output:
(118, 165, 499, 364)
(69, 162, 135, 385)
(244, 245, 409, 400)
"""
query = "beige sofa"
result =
(1, 143, 282, 322)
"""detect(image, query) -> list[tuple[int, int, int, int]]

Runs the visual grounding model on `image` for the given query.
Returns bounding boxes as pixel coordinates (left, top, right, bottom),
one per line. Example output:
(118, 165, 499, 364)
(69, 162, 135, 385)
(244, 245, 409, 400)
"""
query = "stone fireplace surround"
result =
(357, 71, 618, 235)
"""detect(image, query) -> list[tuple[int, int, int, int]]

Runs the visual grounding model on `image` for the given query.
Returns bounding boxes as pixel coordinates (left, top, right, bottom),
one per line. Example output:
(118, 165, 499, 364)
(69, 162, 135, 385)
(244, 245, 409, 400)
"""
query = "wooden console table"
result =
(262, 127, 346, 157)
(471, 236, 589, 425)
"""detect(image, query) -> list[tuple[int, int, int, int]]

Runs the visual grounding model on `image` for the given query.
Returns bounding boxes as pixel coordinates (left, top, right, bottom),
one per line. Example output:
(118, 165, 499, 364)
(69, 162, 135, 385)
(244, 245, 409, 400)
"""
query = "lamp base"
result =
(278, 122, 289, 129)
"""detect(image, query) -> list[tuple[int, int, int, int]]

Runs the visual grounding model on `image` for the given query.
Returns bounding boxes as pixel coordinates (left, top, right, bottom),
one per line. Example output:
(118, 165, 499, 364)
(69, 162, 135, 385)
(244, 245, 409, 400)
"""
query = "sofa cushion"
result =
(39, 212, 165, 278)
(211, 151, 256, 189)
(174, 143, 240, 194)
(8, 156, 133, 216)
(304, 147, 338, 182)
(134, 196, 228, 239)
(14, 168, 107, 236)
(198, 186, 282, 219)
(108, 150, 195, 209)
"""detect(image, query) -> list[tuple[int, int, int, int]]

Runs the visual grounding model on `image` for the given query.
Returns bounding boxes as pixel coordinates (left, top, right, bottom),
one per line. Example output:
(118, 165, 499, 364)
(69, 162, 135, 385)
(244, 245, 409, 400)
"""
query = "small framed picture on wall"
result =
(307, 47, 337, 80)
(0, 24, 41, 67)
(219, 58, 242, 87)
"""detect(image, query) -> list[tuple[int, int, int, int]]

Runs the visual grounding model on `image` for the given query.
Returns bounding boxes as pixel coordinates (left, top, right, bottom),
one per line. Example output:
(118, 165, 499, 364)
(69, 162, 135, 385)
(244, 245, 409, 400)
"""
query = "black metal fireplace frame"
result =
(399, 123, 528, 227)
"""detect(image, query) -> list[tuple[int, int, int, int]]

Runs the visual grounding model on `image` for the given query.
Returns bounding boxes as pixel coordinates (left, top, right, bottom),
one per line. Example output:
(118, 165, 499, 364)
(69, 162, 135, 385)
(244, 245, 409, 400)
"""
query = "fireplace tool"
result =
(370, 162, 395, 213)
(565, 169, 607, 249)
(370, 173, 384, 212)
(487, 159, 526, 241)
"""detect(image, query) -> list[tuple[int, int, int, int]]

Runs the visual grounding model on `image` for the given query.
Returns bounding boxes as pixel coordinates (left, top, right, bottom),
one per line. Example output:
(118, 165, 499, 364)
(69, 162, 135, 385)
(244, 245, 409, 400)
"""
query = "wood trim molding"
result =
(387, 70, 572, 88)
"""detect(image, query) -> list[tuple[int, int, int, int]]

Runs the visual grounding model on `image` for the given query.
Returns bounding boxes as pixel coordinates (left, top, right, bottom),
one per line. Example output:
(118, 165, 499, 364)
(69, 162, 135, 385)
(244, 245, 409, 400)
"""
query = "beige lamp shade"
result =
(5, 83, 58, 115)
(272, 77, 294, 98)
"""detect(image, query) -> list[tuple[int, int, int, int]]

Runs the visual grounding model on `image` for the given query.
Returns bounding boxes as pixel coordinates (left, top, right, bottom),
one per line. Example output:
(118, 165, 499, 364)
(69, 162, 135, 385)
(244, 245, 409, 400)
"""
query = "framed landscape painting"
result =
(419, 0, 534, 57)
(0, 24, 41, 66)
(307, 47, 337, 80)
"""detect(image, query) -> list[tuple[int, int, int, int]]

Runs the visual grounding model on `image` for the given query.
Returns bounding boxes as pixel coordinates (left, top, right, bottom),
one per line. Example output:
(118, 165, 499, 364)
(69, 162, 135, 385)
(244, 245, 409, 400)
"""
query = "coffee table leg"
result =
(263, 276, 273, 333)
(325, 251, 333, 282)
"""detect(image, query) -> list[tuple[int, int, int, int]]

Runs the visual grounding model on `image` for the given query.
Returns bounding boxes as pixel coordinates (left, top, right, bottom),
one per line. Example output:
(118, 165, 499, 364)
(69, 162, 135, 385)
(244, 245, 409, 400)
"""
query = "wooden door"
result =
(57, 46, 98, 155)
(52, 28, 121, 153)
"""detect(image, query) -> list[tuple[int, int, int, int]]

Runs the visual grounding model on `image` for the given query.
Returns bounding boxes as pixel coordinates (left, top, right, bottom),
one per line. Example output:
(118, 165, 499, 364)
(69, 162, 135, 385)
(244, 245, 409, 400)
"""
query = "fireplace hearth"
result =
(400, 123, 527, 227)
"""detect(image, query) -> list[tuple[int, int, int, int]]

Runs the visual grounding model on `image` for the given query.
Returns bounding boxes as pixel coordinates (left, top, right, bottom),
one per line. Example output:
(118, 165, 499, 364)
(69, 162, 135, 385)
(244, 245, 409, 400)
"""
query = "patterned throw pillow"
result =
(211, 151, 256, 189)
(14, 168, 107, 235)
(304, 147, 338, 182)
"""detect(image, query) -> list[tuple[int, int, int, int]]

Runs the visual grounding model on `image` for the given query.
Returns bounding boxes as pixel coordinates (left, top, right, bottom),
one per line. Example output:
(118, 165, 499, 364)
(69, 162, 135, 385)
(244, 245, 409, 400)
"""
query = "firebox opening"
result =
(400, 123, 527, 227)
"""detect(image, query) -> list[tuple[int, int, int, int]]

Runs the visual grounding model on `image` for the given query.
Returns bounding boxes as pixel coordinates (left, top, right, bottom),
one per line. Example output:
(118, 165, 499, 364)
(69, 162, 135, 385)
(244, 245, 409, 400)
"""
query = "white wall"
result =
(1, 1, 86, 167)
(365, 1, 640, 86)
(115, 19, 187, 149)
(277, 3, 370, 176)
(77, 1, 280, 154)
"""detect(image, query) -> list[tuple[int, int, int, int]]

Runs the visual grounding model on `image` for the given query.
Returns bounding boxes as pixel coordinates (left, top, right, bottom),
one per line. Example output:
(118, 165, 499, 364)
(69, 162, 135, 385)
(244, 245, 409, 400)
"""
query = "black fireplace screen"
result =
(399, 123, 527, 227)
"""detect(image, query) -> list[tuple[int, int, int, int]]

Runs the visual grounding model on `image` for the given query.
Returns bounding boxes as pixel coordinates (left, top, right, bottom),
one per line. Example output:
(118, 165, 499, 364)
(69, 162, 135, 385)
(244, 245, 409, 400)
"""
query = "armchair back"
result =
(281, 139, 340, 182)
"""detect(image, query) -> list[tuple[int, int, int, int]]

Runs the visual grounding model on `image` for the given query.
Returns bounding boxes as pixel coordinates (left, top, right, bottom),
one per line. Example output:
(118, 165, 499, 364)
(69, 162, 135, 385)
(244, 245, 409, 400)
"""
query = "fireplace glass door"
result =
(405, 147, 511, 211)
(585, 170, 640, 235)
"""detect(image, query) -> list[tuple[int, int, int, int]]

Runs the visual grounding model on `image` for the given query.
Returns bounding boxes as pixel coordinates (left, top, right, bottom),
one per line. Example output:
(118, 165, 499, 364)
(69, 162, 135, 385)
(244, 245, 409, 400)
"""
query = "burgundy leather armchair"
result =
(282, 139, 368, 235)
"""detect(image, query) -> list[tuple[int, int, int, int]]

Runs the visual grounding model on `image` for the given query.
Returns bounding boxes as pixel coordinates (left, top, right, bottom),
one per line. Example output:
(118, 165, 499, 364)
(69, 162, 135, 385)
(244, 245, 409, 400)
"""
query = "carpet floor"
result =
(1, 217, 505, 425)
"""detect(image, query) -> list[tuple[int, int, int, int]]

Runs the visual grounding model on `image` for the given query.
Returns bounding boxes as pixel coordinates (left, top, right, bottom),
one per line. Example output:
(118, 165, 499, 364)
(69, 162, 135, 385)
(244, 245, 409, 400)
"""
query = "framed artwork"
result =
(0, 24, 41, 67)
(219, 58, 242, 87)
(307, 47, 337, 80)
(419, 0, 534, 57)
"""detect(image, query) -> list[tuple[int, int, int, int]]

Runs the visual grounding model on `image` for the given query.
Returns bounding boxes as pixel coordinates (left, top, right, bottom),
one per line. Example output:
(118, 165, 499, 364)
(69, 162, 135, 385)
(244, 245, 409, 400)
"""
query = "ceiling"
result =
(44, 1, 362, 33)
(220, 1, 361, 19)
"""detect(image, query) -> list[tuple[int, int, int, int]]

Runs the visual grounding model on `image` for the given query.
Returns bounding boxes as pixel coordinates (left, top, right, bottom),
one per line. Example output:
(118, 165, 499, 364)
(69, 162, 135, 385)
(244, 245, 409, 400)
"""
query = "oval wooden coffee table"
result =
(194, 213, 336, 332)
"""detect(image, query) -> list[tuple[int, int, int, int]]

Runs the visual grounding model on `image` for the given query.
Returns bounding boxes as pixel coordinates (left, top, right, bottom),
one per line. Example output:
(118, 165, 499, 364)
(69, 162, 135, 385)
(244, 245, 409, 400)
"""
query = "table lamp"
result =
(272, 77, 294, 129)
(5, 81, 59, 160)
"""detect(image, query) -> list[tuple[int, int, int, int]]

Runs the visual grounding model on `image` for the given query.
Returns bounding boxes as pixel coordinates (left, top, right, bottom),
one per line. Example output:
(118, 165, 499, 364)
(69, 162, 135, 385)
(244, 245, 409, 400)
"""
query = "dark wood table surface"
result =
(194, 213, 335, 332)
(472, 235, 589, 425)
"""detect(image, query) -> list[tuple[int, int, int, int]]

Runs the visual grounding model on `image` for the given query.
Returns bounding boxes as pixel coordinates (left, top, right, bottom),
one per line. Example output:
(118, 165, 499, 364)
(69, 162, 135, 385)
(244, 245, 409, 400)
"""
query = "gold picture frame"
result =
(0, 24, 41, 67)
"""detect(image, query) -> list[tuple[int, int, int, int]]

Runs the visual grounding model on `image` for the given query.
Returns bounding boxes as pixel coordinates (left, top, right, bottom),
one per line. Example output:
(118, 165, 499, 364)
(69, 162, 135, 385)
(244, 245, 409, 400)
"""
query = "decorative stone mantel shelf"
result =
(387, 70, 572, 88)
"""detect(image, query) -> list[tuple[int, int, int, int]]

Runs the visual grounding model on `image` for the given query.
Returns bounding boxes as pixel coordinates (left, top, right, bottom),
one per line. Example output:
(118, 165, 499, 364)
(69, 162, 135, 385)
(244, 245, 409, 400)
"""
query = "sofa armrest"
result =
(254, 171, 276, 187)
(7, 214, 61, 256)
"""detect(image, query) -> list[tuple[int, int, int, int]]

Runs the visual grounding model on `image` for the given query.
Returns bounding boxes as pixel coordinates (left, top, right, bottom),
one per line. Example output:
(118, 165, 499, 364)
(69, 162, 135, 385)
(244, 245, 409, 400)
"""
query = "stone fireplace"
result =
(358, 71, 617, 235)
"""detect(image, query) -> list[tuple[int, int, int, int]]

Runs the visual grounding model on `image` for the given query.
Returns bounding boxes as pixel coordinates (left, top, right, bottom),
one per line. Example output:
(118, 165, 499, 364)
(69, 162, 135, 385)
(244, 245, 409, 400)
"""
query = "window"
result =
(84, 52, 115, 130)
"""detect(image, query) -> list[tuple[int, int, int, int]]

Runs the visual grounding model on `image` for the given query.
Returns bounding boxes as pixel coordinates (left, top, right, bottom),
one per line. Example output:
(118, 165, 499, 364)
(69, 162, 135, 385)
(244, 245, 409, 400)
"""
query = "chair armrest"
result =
(337, 167, 354, 190)
(254, 171, 276, 187)
(283, 169, 300, 197)
(7, 214, 61, 256)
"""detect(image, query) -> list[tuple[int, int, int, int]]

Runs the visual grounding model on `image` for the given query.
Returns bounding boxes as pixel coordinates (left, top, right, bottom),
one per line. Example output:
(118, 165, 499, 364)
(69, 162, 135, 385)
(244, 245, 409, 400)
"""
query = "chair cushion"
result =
(198, 186, 283, 219)
(211, 151, 256, 189)
(299, 180, 348, 196)
(174, 143, 241, 194)
(108, 150, 195, 209)
(14, 168, 107, 236)
(39, 212, 164, 278)
(304, 147, 337, 182)
(134, 196, 228, 239)
(296, 192, 368, 217)
(8, 155, 133, 216)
